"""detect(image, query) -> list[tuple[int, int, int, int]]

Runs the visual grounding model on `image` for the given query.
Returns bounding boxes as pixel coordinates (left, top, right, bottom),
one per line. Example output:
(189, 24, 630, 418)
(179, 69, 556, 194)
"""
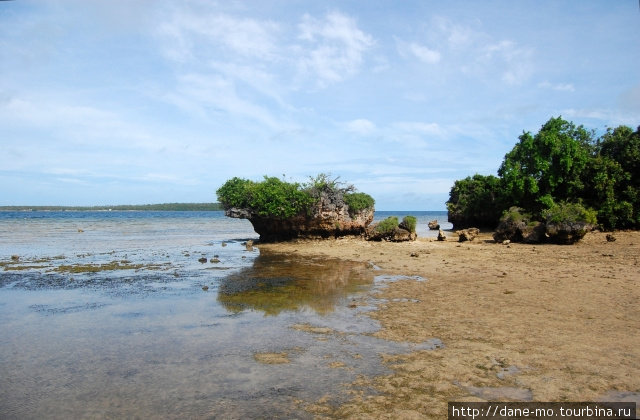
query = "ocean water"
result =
(0, 210, 446, 419)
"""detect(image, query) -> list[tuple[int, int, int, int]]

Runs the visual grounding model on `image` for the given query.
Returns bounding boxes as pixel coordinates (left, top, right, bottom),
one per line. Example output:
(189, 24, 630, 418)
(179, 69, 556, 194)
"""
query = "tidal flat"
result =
(0, 211, 447, 419)
(261, 230, 640, 418)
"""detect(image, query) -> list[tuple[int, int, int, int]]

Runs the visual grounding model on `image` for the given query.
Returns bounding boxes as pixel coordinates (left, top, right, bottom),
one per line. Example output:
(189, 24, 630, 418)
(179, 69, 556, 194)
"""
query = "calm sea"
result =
(0, 210, 447, 418)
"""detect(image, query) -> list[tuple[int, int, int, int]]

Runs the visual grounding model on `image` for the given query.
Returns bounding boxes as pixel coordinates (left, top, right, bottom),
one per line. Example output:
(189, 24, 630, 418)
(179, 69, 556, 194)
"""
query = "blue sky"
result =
(1, 1, 639, 210)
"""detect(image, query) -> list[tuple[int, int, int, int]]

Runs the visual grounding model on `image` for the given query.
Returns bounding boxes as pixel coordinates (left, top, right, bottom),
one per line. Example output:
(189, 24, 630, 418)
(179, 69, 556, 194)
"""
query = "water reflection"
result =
(217, 251, 374, 315)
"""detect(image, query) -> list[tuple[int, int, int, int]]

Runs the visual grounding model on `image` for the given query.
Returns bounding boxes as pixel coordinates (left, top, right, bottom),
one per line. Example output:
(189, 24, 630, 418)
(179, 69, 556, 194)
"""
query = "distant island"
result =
(0, 203, 223, 211)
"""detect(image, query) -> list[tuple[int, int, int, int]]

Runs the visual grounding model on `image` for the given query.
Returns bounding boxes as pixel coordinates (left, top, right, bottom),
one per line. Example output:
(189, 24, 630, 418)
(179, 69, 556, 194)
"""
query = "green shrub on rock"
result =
(344, 192, 375, 217)
(542, 201, 597, 226)
(493, 207, 545, 243)
(400, 215, 417, 233)
(216, 174, 375, 221)
(375, 216, 399, 234)
(543, 201, 597, 244)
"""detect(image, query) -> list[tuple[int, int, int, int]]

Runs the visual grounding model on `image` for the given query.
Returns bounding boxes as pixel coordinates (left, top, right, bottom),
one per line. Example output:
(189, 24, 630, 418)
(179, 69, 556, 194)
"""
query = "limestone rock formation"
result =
(493, 206, 593, 245)
(456, 227, 480, 242)
(365, 216, 417, 242)
(545, 221, 593, 244)
(428, 219, 440, 230)
(437, 229, 447, 241)
(365, 225, 417, 242)
(225, 193, 373, 242)
(494, 218, 545, 244)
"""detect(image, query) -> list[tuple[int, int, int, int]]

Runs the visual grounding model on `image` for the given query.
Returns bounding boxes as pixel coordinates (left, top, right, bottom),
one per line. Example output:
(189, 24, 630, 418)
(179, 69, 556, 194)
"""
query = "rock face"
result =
(493, 209, 593, 245)
(456, 228, 480, 242)
(428, 219, 440, 230)
(225, 194, 374, 242)
(493, 218, 545, 244)
(545, 221, 593, 244)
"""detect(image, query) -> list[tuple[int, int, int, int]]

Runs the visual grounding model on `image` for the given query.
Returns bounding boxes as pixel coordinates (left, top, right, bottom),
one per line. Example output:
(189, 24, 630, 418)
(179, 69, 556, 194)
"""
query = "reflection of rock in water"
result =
(217, 251, 374, 315)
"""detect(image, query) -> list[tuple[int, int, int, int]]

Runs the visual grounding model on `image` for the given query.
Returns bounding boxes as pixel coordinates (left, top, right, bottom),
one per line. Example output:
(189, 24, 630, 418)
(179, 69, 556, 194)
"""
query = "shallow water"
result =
(0, 211, 444, 418)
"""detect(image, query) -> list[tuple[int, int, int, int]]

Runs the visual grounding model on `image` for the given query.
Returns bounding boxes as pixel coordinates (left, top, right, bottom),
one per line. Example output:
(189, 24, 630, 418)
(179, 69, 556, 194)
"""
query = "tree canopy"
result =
(447, 117, 640, 230)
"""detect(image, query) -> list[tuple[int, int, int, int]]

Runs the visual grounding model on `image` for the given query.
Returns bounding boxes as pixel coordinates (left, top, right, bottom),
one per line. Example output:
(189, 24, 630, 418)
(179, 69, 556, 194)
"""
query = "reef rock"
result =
(456, 227, 480, 242)
(545, 221, 593, 245)
(437, 229, 447, 241)
(494, 218, 545, 244)
(428, 219, 440, 230)
(225, 193, 374, 242)
(365, 225, 416, 242)
(493, 206, 591, 244)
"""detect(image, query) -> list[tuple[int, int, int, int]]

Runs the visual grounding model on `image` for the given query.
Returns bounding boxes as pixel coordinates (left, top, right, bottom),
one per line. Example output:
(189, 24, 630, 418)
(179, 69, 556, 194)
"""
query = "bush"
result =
(216, 177, 254, 209)
(542, 201, 597, 226)
(249, 177, 313, 218)
(344, 192, 375, 216)
(400, 215, 417, 233)
(216, 176, 313, 219)
(375, 216, 398, 234)
(543, 201, 597, 244)
(217, 174, 374, 220)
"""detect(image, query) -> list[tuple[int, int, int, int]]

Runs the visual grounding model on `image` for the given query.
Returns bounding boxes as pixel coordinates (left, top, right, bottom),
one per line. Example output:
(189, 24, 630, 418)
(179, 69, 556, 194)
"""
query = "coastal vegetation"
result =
(447, 117, 640, 232)
(375, 216, 399, 235)
(216, 174, 375, 220)
(366, 215, 418, 242)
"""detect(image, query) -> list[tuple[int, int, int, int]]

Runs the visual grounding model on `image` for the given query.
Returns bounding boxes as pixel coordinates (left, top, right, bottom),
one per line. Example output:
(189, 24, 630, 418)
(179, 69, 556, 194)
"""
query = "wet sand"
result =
(260, 230, 640, 418)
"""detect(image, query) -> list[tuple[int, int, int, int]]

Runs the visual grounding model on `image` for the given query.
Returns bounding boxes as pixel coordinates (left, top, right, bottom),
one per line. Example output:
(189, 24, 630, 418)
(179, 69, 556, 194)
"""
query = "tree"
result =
(446, 174, 505, 229)
(447, 117, 640, 232)
(497, 117, 594, 216)
(585, 125, 640, 228)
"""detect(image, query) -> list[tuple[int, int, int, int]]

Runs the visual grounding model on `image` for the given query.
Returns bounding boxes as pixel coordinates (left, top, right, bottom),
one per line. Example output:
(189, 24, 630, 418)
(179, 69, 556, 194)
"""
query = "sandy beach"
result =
(260, 230, 640, 418)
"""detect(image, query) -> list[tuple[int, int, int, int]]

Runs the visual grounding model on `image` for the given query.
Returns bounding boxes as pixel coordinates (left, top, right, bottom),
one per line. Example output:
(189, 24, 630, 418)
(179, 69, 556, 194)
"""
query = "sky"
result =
(1, 1, 639, 210)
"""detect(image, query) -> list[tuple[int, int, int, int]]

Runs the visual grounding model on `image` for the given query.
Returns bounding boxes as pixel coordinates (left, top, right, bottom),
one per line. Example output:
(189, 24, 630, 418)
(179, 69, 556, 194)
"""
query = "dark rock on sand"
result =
(545, 221, 594, 244)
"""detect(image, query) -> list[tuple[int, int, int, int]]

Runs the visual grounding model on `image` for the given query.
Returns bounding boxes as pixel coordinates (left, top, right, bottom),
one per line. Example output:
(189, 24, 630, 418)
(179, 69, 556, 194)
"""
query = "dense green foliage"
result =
(400, 215, 417, 233)
(542, 201, 598, 225)
(447, 117, 640, 230)
(0, 203, 223, 211)
(498, 118, 593, 215)
(375, 216, 399, 234)
(344, 192, 375, 216)
(216, 176, 313, 218)
(216, 174, 374, 219)
(446, 174, 506, 228)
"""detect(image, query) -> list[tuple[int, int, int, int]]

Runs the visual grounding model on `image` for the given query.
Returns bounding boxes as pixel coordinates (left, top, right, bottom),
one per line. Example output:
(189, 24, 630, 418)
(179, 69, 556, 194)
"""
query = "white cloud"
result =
(561, 108, 640, 127)
(481, 40, 534, 85)
(393, 121, 443, 137)
(166, 72, 281, 129)
(538, 81, 575, 92)
(297, 12, 374, 85)
(398, 41, 441, 64)
(157, 9, 281, 63)
(345, 118, 376, 135)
